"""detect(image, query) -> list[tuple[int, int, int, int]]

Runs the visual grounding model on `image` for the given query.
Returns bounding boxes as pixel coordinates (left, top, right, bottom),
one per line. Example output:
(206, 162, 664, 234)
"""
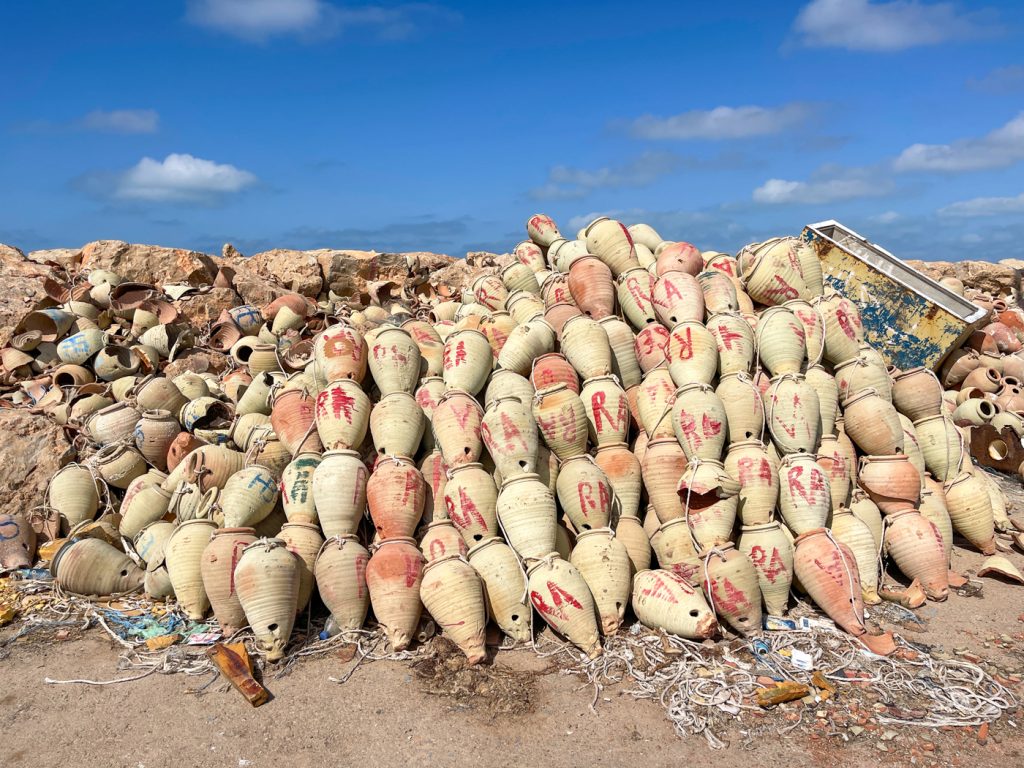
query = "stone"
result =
(906, 259, 1018, 298)
(78, 240, 218, 287)
(0, 410, 75, 517)
(175, 287, 242, 326)
(246, 249, 324, 297)
(26, 248, 81, 270)
(163, 349, 232, 377)
(0, 244, 54, 347)
(222, 243, 244, 260)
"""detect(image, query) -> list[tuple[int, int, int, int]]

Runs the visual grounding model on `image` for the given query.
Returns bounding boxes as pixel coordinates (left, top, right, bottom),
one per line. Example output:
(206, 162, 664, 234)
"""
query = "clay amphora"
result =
(234, 538, 301, 660)
(365, 537, 424, 651)
(736, 521, 794, 615)
(527, 553, 602, 657)
(314, 534, 370, 631)
(312, 450, 368, 537)
(467, 537, 531, 643)
(443, 463, 499, 545)
(201, 527, 258, 635)
(570, 528, 632, 634)
(632, 569, 718, 639)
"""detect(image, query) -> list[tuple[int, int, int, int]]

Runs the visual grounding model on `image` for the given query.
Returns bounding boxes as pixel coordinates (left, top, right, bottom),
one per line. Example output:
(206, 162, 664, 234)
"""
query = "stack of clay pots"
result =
(5, 211, 1014, 665)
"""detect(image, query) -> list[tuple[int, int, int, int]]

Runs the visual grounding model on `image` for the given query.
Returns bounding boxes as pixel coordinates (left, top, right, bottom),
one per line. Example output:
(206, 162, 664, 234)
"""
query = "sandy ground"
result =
(2, 475, 1024, 768)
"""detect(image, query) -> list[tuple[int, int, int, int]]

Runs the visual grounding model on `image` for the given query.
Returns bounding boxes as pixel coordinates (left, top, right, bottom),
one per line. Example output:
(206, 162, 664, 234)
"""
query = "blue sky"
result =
(2, 0, 1023, 260)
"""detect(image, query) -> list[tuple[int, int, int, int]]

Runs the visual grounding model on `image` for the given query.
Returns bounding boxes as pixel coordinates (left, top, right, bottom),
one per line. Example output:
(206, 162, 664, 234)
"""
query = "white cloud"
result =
(628, 103, 814, 141)
(78, 109, 159, 134)
(871, 211, 903, 223)
(893, 112, 1024, 172)
(186, 0, 457, 41)
(938, 192, 1024, 217)
(968, 65, 1024, 93)
(530, 152, 687, 200)
(753, 168, 892, 204)
(113, 154, 258, 203)
(792, 0, 996, 52)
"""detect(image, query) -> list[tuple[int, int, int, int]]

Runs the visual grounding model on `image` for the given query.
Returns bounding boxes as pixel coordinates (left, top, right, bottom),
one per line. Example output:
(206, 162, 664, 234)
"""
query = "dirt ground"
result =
(2, 475, 1024, 768)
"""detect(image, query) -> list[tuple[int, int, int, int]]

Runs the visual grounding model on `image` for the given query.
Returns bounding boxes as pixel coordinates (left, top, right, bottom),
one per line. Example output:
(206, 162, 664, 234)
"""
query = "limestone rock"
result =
(0, 410, 74, 517)
(0, 244, 54, 347)
(175, 287, 242, 326)
(222, 243, 244, 260)
(26, 248, 81, 270)
(163, 349, 231, 377)
(906, 260, 1018, 298)
(79, 240, 218, 287)
(247, 249, 324, 297)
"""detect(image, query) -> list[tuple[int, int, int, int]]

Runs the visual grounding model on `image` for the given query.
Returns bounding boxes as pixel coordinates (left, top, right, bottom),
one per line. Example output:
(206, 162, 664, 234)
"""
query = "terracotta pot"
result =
(912, 415, 964, 482)
(793, 528, 877, 646)
(778, 453, 830, 534)
(756, 306, 806, 377)
(485, 370, 534, 411)
(221, 465, 280, 528)
(614, 514, 651, 573)
(652, 271, 704, 328)
(655, 241, 702, 276)
(530, 352, 579, 394)
(93, 443, 147, 490)
(763, 374, 820, 455)
(369, 392, 425, 459)
(636, 368, 676, 440)
(314, 534, 370, 631)
(784, 298, 825, 366)
(940, 348, 981, 389)
(442, 463, 499, 545)
(278, 521, 324, 613)
(641, 438, 688, 523)
(598, 316, 643, 389)
(0, 514, 37, 571)
(942, 472, 996, 554)
(632, 569, 718, 638)
(891, 367, 943, 421)
(585, 217, 639, 277)
(366, 456, 425, 540)
(569, 529, 631, 635)
(270, 388, 323, 456)
(119, 481, 172, 541)
(234, 538, 301, 660)
(739, 239, 811, 307)
(315, 379, 371, 451)
(467, 537, 531, 643)
(834, 355, 892, 404)
(532, 384, 588, 460)
(556, 457, 614, 532)
(919, 489, 953, 563)
(707, 312, 755, 376)
(133, 409, 182, 472)
(828, 509, 880, 604)
(701, 543, 762, 636)
(567, 255, 615, 319)
(314, 323, 367, 384)
(366, 327, 422, 396)
(561, 316, 612, 380)
(48, 465, 101, 531)
(724, 440, 778, 526)
(666, 321, 717, 387)
(676, 460, 738, 547)
(496, 319, 555, 376)
(671, 383, 727, 461)
(419, 449, 450, 525)
(86, 401, 143, 446)
(419, 519, 466, 562)
(481, 396, 538, 478)
(617, 268, 658, 329)
(496, 473, 557, 559)
(699, 270, 739, 315)
(418, 555, 488, 664)
(883, 510, 949, 601)
(961, 366, 1001, 394)
(594, 442, 642, 520)
(814, 292, 864, 365)
(841, 388, 904, 456)
(429, 391, 481, 469)
(280, 453, 321, 523)
(527, 553, 602, 657)
(201, 527, 258, 635)
(442, 329, 492, 395)
(858, 454, 920, 514)
(736, 522, 793, 615)
(166, 518, 218, 619)
(366, 537, 424, 651)
(580, 376, 630, 447)
(816, 435, 851, 510)
(649, 518, 701, 584)
(312, 449, 369, 537)
(633, 323, 670, 374)
(716, 373, 766, 444)
(53, 538, 145, 596)
(804, 365, 839, 438)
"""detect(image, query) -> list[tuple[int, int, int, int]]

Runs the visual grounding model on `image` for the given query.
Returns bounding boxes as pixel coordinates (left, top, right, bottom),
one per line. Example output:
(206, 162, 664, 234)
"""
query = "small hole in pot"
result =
(519, 460, 528, 469)
(989, 439, 1009, 461)
(511, 614, 519, 622)
(268, 623, 279, 632)
(473, 533, 483, 541)
(689, 609, 699, 617)
(464, 447, 471, 455)
(120, 569, 128, 577)
(581, 523, 591, 530)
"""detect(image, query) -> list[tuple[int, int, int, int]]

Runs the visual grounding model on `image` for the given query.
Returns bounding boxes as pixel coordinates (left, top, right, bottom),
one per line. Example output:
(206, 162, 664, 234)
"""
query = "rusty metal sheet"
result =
(802, 221, 987, 371)
(968, 424, 1024, 474)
